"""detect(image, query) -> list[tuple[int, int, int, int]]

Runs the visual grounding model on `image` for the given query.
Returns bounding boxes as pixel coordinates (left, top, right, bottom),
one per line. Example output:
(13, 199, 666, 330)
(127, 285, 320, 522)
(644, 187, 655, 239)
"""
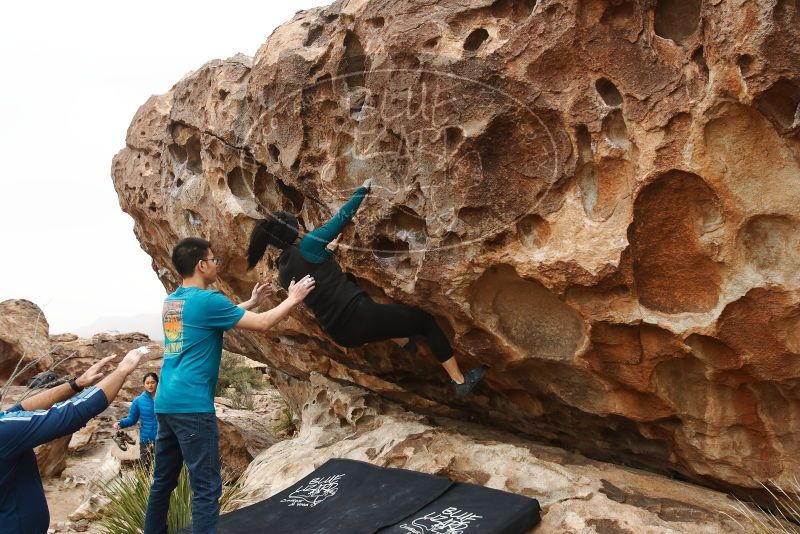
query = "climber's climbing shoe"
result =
(112, 432, 128, 451)
(452, 365, 488, 397)
(122, 432, 136, 445)
(401, 338, 418, 355)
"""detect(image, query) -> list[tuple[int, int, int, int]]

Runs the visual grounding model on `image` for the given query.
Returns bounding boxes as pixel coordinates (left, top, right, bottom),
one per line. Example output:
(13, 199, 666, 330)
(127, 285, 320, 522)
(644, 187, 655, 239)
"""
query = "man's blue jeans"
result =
(144, 413, 221, 534)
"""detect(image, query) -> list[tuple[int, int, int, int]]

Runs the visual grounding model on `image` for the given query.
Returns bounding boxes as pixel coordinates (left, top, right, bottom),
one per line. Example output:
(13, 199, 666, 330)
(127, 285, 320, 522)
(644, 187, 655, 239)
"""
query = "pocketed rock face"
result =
(111, 0, 800, 495)
(239, 373, 771, 533)
(0, 299, 53, 384)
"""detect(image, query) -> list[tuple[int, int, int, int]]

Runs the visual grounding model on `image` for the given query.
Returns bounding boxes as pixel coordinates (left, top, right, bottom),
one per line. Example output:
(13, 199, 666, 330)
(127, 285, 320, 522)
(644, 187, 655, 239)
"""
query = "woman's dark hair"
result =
(143, 372, 159, 384)
(172, 237, 212, 277)
(247, 211, 299, 270)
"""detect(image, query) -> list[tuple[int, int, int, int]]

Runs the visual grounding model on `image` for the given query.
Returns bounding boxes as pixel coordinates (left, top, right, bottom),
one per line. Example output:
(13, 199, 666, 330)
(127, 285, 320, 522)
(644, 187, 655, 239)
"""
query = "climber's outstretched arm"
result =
(300, 179, 371, 261)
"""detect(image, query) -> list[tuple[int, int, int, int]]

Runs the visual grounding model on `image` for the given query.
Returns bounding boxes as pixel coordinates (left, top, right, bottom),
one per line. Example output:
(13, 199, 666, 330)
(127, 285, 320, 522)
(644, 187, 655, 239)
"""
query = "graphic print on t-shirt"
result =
(163, 300, 185, 355)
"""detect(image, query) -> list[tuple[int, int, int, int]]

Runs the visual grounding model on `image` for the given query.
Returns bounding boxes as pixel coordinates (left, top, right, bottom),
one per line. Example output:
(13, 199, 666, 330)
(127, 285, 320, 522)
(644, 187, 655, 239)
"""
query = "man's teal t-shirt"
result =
(156, 286, 245, 414)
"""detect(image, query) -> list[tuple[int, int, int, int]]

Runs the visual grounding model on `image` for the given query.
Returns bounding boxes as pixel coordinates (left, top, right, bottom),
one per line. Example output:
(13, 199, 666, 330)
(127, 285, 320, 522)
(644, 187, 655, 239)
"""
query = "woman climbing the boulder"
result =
(246, 179, 487, 396)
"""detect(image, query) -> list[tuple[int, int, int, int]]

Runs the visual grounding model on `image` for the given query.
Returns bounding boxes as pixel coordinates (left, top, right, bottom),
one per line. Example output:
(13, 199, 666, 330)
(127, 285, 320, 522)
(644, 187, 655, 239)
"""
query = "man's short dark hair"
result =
(172, 237, 212, 278)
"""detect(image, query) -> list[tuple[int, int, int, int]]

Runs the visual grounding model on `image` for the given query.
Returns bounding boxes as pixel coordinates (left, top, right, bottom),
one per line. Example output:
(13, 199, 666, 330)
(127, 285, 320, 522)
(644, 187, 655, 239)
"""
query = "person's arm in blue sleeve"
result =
(300, 181, 371, 262)
(0, 386, 109, 457)
(0, 348, 146, 459)
(118, 397, 140, 429)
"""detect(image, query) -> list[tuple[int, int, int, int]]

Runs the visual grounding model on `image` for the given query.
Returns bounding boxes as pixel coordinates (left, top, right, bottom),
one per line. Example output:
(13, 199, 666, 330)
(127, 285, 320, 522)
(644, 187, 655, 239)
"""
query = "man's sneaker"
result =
(121, 432, 136, 445)
(401, 338, 418, 355)
(452, 365, 487, 396)
(112, 432, 128, 451)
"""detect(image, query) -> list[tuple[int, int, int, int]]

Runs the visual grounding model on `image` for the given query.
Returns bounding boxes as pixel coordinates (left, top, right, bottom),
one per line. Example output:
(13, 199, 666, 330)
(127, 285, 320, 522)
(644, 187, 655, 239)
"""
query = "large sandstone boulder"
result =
(111, 0, 800, 498)
(238, 373, 776, 533)
(0, 299, 53, 385)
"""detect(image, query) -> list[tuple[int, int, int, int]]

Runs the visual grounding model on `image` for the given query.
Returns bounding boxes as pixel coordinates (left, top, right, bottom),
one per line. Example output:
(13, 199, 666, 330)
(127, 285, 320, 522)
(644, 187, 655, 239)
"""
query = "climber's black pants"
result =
(328, 294, 454, 363)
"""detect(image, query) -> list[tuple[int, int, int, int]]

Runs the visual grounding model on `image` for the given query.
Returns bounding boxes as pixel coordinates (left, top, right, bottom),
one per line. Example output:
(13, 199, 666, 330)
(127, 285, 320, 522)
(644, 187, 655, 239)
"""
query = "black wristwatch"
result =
(68, 378, 84, 393)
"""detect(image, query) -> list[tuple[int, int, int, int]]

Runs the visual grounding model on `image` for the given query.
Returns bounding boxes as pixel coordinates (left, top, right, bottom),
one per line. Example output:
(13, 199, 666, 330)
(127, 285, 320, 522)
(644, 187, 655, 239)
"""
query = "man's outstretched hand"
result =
(75, 355, 117, 389)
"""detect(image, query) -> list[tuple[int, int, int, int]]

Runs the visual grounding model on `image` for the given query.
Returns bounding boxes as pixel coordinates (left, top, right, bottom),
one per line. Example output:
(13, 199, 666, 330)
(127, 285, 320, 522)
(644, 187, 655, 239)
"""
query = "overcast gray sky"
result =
(0, 0, 328, 336)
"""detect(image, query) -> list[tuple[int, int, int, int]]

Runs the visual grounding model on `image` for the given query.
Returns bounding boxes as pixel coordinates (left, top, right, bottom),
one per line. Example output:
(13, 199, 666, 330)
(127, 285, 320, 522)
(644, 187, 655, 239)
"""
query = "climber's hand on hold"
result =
(361, 178, 373, 191)
(326, 234, 342, 253)
(287, 275, 315, 305)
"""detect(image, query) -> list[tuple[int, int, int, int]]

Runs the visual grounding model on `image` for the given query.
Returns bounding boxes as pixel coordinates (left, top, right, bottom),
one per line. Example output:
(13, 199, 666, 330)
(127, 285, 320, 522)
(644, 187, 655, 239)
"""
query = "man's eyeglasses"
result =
(201, 257, 221, 265)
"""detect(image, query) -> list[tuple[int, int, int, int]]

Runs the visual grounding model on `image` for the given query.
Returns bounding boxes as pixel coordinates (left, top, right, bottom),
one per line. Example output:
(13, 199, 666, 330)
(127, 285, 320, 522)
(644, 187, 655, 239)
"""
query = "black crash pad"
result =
(376, 481, 542, 534)
(177, 458, 541, 534)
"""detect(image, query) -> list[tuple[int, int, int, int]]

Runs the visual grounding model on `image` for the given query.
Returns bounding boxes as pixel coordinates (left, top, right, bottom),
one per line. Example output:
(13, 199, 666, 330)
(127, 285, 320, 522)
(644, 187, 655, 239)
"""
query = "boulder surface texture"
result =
(111, 0, 800, 496)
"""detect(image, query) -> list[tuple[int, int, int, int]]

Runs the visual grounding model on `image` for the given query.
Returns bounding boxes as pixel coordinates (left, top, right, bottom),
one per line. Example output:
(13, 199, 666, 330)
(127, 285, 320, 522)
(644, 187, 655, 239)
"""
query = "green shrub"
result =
(272, 401, 298, 437)
(95, 462, 244, 534)
(216, 351, 263, 409)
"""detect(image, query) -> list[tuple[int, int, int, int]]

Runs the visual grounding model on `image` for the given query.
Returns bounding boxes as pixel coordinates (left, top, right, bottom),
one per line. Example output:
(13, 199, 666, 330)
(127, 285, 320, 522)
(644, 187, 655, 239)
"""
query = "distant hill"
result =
(67, 313, 163, 341)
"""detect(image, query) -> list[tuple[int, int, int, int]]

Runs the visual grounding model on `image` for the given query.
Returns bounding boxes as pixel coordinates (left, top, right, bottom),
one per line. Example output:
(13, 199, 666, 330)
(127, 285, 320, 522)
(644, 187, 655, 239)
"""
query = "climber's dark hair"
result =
(247, 211, 299, 270)
(172, 237, 212, 278)
(143, 372, 159, 384)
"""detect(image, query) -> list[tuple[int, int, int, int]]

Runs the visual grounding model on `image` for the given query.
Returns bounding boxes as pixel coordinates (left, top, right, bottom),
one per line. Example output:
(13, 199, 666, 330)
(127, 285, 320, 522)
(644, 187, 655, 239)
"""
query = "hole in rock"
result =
(601, 1, 634, 26)
(268, 144, 280, 162)
(378, 208, 427, 251)
(227, 167, 252, 199)
(276, 179, 305, 212)
(168, 143, 187, 163)
(254, 167, 280, 209)
(305, 26, 323, 47)
(463, 28, 489, 52)
(184, 135, 203, 174)
(627, 170, 722, 313)
(185, 210, 202, 227)
(575, 125, 593, 161)
(339, 31, 367, 88)
(754, 79, 800, 131)
(736, 54, 754, 76)
(368, 16, 384, 28)
(602, 110, 631, 148)
(443, 126, 463, 152)
(490, 0, 537, 21)
(691, 47, 708, 77)
(595, 78, 623, 107)
(423, 37, 440, 49)
(654, 0, 701, 44)
(468, 264, 586, 361)
(371, 235, 410, 258)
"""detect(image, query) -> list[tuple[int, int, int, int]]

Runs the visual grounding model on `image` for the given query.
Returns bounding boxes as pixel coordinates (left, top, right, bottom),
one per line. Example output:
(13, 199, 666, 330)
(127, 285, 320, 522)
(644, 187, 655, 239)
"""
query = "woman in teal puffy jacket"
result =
(114, 372, 158, 465)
